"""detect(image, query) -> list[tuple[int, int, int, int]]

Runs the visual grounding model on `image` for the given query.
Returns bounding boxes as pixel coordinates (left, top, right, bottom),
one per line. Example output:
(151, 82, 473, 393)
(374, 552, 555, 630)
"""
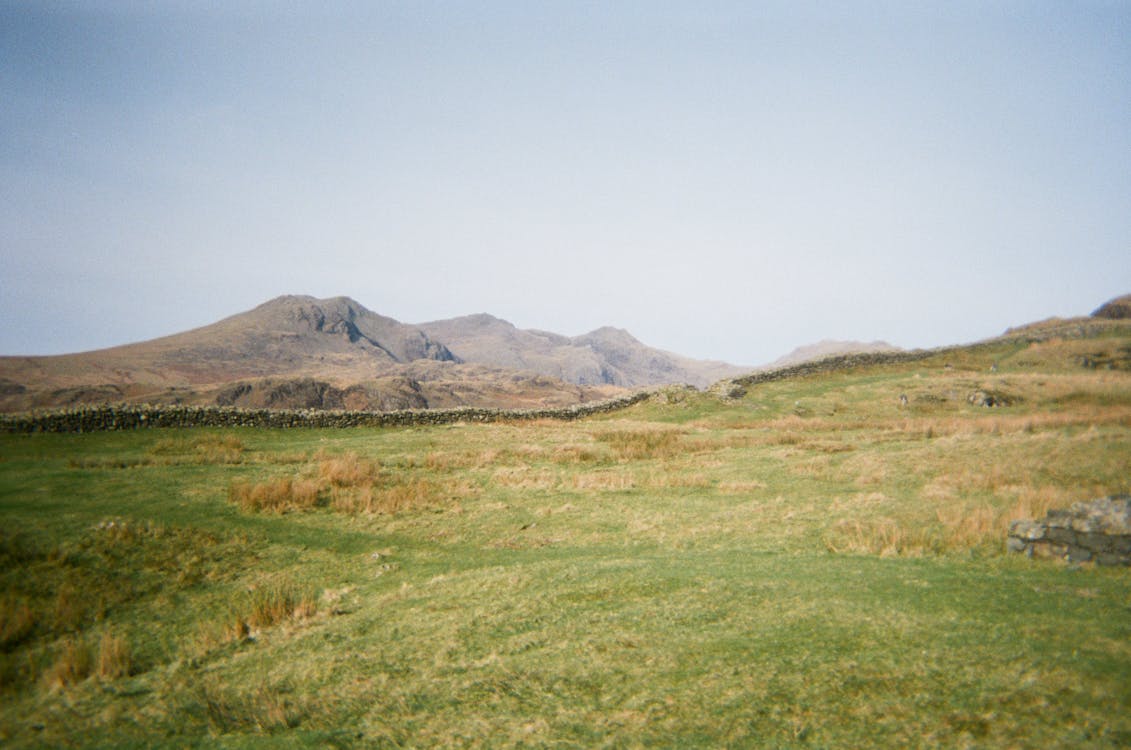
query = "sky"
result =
(2, 1, 1129, 366)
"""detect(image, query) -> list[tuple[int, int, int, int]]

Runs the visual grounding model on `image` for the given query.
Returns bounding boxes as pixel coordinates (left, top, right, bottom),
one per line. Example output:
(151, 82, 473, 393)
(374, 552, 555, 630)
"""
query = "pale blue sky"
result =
(2, 1, 1129, 365)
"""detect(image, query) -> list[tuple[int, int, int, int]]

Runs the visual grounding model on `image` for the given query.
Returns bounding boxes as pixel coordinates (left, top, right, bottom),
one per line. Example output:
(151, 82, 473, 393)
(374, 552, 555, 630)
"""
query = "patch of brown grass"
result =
(823, 518, 925, 557)
(246, 584, 318, 630)
(200, 583, 320, 653)
(150, 435, 246, 464)
(317, 451, 380, 487)
(229, 478, 322, 514)
(572, 472, 636, 491)
(645, 471, 711, 489)
(330, 478, 446, 514)
(96, 630, 131, 680)
(491, 467, 559, 490)
(717, 480, 768, 495)
(550, 444, 605, 464)
(595, 429, 683, 461)
(0, 595, 35, 650)
(53, 582, 91, 631)
(200, 679, 311, 733)
(43, 637, 91, 690)
(825, 485, 1084, 557)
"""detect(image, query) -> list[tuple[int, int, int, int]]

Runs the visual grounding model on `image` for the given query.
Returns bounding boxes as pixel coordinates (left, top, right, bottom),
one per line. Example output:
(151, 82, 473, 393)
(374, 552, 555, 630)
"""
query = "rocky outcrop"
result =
(967, 390, 1015, 408)
(709, 379, 747, 400)
(1007, 495, 1131, 566)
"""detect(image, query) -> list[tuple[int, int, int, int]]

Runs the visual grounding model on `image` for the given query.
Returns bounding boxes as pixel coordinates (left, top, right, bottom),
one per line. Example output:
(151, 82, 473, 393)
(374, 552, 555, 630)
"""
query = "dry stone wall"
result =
(1008, 496, 1131, 566)
(0, 391, 657, 434)
(731, 350, 938, 388)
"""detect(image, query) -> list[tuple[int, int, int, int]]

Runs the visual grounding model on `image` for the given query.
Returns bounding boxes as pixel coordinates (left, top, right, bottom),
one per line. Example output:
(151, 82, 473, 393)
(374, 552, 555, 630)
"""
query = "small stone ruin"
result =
(1007, 495, 1131, 566)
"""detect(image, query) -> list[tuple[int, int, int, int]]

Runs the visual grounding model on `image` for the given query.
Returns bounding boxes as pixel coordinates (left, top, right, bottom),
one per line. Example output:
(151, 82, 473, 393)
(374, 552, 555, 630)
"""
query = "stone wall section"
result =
(0, 391, 657, 433)
(1008, 496, 1131, 566)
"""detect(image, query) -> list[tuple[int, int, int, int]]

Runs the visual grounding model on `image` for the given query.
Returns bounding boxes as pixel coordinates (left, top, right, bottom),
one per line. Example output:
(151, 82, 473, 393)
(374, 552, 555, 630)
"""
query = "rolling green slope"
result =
(1, 329, 1129, 747)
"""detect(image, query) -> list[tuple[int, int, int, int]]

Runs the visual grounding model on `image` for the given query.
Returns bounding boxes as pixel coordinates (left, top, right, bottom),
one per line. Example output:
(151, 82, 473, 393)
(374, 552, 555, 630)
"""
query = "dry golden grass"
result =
(572, 471, 636, 491)
(549, 444, 605, 464)
(197, 583, 320, 655)
(200, 679, 312, 734)
(52, 582, 90, 632)
(43, 637, 91, 690)
(823, 517, 923, 557)
(595, 429, 683, 460)
(150, 435, 246, 464)
(717, 480, 768, 494)
(825, 486, 1090, 556)
(230, 448, 470, 516)
(491, 467, 560, 490)
(229, 478, 322, 514)
(317, 450, 381, 487)
(96, 630, 131, 680)
(246, 584, 318, 629)
(644, 471, 711, 489)
(329, 478, 446, 514)
(0, 595, 35, 650)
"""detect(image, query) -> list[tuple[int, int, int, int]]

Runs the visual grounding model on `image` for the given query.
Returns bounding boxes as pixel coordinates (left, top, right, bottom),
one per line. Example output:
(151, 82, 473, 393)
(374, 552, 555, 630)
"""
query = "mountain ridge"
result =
(5, 292, 1127, 413)
(0, 295, 739, 411)
(417, 314, 745, 388)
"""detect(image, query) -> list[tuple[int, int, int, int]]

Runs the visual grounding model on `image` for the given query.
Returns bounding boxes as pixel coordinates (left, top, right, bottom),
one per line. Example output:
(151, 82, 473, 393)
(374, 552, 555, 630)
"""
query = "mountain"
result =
(765, 340, 902, 369)
(0, 296, 455, 390)
(0, 296, 651, 412)
(418, 314, 746, 388)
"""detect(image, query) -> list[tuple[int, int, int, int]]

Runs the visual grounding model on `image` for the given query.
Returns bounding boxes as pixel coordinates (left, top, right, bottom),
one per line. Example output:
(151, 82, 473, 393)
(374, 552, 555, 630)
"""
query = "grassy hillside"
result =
(1, 332, 1129, 747)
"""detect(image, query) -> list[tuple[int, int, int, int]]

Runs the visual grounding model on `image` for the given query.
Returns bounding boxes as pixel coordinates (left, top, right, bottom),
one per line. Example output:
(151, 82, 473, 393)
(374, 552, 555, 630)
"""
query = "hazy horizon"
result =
(3, 2, 1129, 364)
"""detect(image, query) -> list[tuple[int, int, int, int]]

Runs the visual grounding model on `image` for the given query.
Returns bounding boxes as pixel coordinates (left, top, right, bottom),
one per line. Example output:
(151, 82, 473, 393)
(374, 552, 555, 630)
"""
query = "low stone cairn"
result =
(1007, 495, 1131, 566)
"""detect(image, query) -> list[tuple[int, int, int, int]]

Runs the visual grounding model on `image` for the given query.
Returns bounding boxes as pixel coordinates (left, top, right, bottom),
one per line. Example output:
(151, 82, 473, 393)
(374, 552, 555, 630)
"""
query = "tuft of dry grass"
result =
(644, 471, 711, 489)
(229, 478, 322, 514)
(549, 444, 605, 464)
(200, 679, 311, 734)
(246, 584, 318, 630)
(572, 472, 636, 491)
(52, 583, 91, 632)
(96, 630, 131, 680)
(199, 583, 320, 654)
(491, 467, 559, 490)
(824, 518, 923, 557)
(230, 447, 466, 516)
(317, 451, 380, 487)
(43, 637, 91, 690)
(150, 435, 246, 464)
(825, 485, 1089, 557)
(330, 478, 444, 514)
(595, 429, 683, 460)
(0, 595, 35, 650)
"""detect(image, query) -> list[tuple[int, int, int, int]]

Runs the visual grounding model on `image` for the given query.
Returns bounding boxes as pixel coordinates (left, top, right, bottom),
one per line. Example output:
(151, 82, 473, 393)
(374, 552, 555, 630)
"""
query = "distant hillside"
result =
(418, 314, 746, 388)
(0, 297, 622, 412)
(8, 293, 1126, 414)
(1093, 294, 1131, 320)
(2, 295, 743, 412)
(0, 296, 453, 388)
(765, 340, 902, 369)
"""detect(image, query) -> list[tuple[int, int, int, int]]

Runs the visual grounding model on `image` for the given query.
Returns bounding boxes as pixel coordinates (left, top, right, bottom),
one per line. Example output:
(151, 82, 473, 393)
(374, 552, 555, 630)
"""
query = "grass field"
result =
(2, 334, 1130, 747)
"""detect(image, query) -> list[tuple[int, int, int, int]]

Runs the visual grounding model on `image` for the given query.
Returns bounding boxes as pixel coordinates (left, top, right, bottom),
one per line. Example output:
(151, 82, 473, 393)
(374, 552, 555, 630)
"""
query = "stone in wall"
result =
(1007, 495, 1131, 565)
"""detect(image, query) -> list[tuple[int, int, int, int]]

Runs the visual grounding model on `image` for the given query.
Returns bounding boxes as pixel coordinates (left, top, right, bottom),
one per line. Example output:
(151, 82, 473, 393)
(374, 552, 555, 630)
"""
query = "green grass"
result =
(1, 337, 1130, 747)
